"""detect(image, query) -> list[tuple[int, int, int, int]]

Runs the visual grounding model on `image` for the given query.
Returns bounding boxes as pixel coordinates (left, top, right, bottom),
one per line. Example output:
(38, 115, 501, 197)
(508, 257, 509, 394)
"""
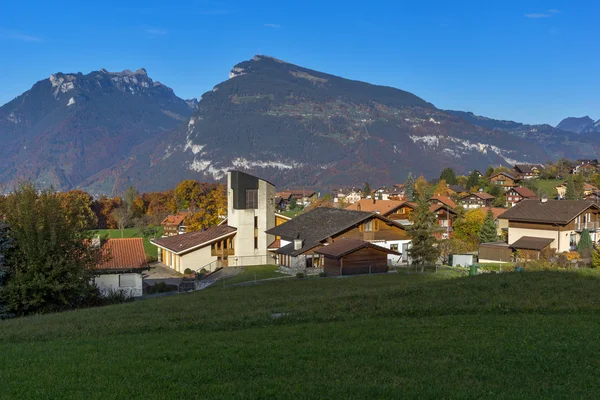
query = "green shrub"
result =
(319, 272, 327, 277)
(184, 268, 193, 275)
(146, 282, 177, 294)
(296, 272, 305, 279)
(103, 289, 133, 305)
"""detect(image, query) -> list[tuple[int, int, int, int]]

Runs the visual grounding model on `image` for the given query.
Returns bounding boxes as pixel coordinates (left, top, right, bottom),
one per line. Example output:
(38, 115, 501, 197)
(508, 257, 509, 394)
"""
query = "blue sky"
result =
(1, 0, 598, 125)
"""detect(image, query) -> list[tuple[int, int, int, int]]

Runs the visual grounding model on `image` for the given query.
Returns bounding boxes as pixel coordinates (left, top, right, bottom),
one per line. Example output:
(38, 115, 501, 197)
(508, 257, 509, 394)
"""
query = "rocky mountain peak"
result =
(556, 116, 597, 134)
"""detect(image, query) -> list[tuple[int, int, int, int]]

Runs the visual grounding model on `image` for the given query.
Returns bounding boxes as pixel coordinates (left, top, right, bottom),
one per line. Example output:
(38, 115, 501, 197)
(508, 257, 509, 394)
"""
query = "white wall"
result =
(508, 227, 577, 253)
(94, 273, 143, 297)
(180, 245, 218, 272)
(370, 239, 412, 266)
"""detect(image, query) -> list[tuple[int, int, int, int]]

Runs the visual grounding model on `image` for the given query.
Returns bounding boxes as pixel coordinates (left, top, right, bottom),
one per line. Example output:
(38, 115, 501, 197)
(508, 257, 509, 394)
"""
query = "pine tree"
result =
(405, 173, 415, 201)
(363, 182, 372, 198)
(565, 176, 580, 200)
(592, 247, 600, 268)
(466, 170, 480, 191)
(478, 209, 498, 243)
(577, 228, 593, 258)
(485, 166, 495, 178)
(440, 168, 458, 185)
(407, 199, 440, 271)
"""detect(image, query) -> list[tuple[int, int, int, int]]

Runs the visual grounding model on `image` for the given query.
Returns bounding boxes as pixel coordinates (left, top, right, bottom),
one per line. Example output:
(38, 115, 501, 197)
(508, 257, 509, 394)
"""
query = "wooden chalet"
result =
(314, 239, 400, 276)
(458, 192, 495, 209)
(506, 186, 537, 207)
(489, 172, 519, 190)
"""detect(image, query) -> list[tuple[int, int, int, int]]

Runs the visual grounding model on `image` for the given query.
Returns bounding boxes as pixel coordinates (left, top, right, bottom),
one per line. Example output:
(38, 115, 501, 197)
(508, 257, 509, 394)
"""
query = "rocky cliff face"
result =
(556, 116, 599, 134)
(0, 68, 194, 191)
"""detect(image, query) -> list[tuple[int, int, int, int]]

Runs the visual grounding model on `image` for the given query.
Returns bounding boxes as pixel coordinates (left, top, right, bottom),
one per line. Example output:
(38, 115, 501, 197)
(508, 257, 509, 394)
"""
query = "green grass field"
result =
(532, 178, 562, 197)
(221, 265, 289, 286)
(94, 227, 163, 258)
(3, 270, 600, 399)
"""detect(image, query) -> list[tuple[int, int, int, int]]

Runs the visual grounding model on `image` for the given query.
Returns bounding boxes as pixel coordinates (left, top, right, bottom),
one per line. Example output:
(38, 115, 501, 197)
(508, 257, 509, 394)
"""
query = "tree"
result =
(478, 209, 498, 243)
(433, 179, 450, 196)
(592, 247, 600, 268)
(124, 185, 138, 212)
(363, 182, 372, 198)
(466, 170, 480, 191)
(184, 186, 228, 232)
(414, 175, 431, 201)
(577, 228, 593, 258)
(565, 176, 583, 200)
(440, 168, 458, 185)
(58, 190, 98, 231)
(405, 173, 415, 201)
(484, 166, 495, 178)
(453, 209, 486, 250)
(112, 206, 131, 238)
(0, 182, 102, 316)
(92, 196, 122, 229)
(175, 180, 202, 210)
(407, 199, 440, 271)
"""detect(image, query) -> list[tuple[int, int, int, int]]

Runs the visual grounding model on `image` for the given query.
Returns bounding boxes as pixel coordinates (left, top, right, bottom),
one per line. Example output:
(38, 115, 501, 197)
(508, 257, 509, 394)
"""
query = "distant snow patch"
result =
(231, 157, 303, 170)
(183, 139, 205, 155)
(429, 117, 440, 124)
(229, 67, 246, 79)
(67, 97, 75, 106)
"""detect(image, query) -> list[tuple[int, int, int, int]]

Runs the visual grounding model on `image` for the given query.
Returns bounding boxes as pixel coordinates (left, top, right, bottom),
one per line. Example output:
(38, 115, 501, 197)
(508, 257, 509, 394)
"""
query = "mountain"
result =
(96, 55, 570, 193)
(556, 116, 599, 134)
(0, 68, 195, 190)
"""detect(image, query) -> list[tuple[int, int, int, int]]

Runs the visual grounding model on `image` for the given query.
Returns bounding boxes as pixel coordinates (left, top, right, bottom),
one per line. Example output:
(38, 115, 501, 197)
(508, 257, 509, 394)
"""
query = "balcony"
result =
(575, 221, 600, 232)
(211, 248, 235, 257)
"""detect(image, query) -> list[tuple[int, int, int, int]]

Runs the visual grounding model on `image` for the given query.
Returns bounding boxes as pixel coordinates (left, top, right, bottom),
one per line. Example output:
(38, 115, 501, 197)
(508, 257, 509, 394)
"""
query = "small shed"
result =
(449, 253, 477, 267)
(314, 238, 400, 276)
(479, 242, 512, 263)
(510, 236, 554, 260)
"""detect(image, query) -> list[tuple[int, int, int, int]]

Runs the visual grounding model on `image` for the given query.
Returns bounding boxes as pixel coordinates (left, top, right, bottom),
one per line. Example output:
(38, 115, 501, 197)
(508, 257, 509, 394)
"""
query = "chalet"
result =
(573, 163, 598, 175)
(314, 239, 401, 276)
(429, 195, 457, 209)
(93, 238, 149, 298)
(555, 182, 599, 199)
(374, 186, 392, 200)
(390, 184, 406, 200)
(345, 199, 404, 217)
(265, 208, 411, 271)
(513, 164, 544, 179)
(506, 186, 537, 207)
(500, 199, 600, 253)
(152, 171, 276, 273)
(335, 188, 363, 204)
(387, 201, 419, 225)
(430, 203, 458, 240)
(289, 190, 318, 206)
(161, 211, 190, 236)
(458, 192, 495, 209)
(489, 172, 519, 190)
(275, 192, 293, 210)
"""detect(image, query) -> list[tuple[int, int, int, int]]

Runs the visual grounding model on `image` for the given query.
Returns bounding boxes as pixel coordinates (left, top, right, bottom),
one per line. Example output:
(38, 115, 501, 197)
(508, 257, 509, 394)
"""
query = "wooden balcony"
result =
(211, 248, 235, 257)
(575, 221, 600, 232)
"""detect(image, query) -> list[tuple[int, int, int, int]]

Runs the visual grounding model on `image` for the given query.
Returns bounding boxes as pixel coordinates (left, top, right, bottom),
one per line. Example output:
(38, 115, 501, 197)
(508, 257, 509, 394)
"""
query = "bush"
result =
(146, 281, 177, 294)
(102, 289, 133, 305)
(184, 268, 193, 275)
(319, 272, 327, 277)
(296, 272, 305, 279)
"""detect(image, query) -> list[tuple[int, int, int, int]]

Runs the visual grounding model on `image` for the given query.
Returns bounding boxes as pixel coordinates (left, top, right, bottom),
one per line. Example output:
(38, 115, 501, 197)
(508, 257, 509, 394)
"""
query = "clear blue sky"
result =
(1, 0, 598, 125)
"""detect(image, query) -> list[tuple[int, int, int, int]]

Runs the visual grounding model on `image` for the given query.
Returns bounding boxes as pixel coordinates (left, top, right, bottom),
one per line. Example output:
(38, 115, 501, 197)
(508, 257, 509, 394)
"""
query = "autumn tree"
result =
(0, 182, 103, 316)
(433, 179, 450, 196)
(175, 180, 202, 210)
(414, 175, 431, 201)
(92, 196, 121, 229)
(184, 185, 227, 231)
(112, 206, 131, 237)
(124, 185, 138, 212)
(453, 208, 486, 250)
(58, 190, 98, 231)
(407, 199, 440, 271)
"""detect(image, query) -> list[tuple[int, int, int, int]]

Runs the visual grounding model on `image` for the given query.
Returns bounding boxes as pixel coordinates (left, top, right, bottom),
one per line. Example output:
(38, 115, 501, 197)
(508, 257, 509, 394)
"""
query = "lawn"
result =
(3, 270, 600, 398)
(94, 227, 163, 258)
(533, 178, 562, 197)
(221, 264, 289, 286)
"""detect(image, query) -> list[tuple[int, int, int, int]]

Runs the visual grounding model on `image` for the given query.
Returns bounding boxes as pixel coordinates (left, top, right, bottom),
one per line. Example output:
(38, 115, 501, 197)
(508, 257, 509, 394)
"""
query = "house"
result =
(275, 192, 293, 210)
(513, 164, 544, 179)
(573, 163, 598, 175)
(161, 211, 190, 236)
(265, 207, 411, 271)
(387, 201, 419, 225)
(478, 242, 512, 263)
(489, 172, 519, 190)
(506, 187, 537, 207)
(389, 184, 406, 200)
(500, 199, 600, 253)
(429, 195, 457, 209)
(289, 190, 318, 206)
(555, 182, 599, 199)
(314, 238, 401, 276)
(335, 188, 363, 204)
(345, 199, 405, 217)
(152, 171, 276, 273)
(448, 185, 468, 197)
(430, 203, 458, 239)
(93, 238, 148, 297)
(458, 192, 495, 209)
(374, 186, 392, 200)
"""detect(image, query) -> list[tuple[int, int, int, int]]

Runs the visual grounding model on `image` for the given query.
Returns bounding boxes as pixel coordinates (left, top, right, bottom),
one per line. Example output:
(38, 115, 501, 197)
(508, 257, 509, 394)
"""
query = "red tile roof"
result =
(267, 239, 281, 250)
(161, 211, 190, 226)
(152, 225, 237, 254)
(95, 238, 148, 272)
(345, 199, 404, 215)
(429, 195, 457, 208)
(313, 238, 401, 258)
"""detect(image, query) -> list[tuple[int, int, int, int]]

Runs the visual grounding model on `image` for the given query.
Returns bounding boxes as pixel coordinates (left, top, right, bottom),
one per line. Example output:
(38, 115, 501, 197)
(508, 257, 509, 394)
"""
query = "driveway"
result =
(143, 263, 184, 288)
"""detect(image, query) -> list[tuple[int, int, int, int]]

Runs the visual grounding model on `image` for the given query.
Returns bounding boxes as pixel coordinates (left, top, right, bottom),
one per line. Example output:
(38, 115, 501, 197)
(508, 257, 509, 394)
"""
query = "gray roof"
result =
(510, 236, 554, 251)
(499, 199, 598, 224)
(266, 207, 402, 256)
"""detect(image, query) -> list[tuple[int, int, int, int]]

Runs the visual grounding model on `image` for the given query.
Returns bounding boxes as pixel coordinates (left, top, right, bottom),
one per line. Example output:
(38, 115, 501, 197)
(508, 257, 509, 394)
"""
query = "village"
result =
(76, 158, 600, 298)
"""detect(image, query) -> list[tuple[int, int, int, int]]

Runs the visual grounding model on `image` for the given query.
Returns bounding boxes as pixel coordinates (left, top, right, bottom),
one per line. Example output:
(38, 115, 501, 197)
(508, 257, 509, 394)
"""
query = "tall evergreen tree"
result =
(478, 209, 498, 243)
(363, 182, 372, 198)
(466, 170, 480, 191)
(577, 228, 593, 258)
(407, 199, 440, 271)
(405, 173, 415, 201)
(485, 166, 495, 178)
(440, 168, 458, 185)
(565, 176, 582, 200)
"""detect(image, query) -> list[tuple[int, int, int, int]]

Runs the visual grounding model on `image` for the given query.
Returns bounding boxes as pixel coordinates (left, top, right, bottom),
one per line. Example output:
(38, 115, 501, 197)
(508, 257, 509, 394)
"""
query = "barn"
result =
(314, 238, 401, 276)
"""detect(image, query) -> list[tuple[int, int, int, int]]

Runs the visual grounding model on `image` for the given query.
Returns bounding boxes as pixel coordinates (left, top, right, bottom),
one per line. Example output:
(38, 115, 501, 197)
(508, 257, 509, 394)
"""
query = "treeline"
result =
(56, 180, 227, 232)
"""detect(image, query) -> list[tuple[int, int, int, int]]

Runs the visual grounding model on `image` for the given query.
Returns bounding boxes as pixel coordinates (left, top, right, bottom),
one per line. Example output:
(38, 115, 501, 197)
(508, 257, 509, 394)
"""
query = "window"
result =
(245, 189, 258, 209)
(570, 233, 577, 248)
(364, 220, 373, 232)
(254, 216, 258, 228)
(441, 219, 448, 227)
(254, 236, 258, 249)
(390, 244, 399, 251)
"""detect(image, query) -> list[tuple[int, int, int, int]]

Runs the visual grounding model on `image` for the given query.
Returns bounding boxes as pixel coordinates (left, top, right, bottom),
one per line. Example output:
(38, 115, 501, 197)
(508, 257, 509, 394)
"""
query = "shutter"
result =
(359, 223, 364, 232)
(374, 219, 379, 231)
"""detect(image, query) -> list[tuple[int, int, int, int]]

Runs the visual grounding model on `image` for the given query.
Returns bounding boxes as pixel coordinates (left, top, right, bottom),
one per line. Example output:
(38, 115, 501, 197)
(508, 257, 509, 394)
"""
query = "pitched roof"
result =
(448, 185, 466, 193)
(510, 236, 554, 251)
(276, 192, 293, 201)
(461, 192, 495, 200)
(265, 207, 404, 256)
(490, 171, 518, 180)
(429, 195, 457, 208)
(161, 212, 190, 226)
(430, 203, 458, 215)
(499, 199, 598, 224)
(514, 164, 543, 173)
(95, 238, 148, 272)
(480, 207, 508, 220)
(345, 199, 404, 216)
(151, 225, 237, 254)
(511, 187, 537, 198)
(313, 238, 401, 258)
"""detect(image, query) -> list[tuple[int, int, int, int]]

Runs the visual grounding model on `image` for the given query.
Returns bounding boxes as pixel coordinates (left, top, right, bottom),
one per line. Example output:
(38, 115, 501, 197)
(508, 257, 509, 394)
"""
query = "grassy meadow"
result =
(2, 270, 600, 398)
